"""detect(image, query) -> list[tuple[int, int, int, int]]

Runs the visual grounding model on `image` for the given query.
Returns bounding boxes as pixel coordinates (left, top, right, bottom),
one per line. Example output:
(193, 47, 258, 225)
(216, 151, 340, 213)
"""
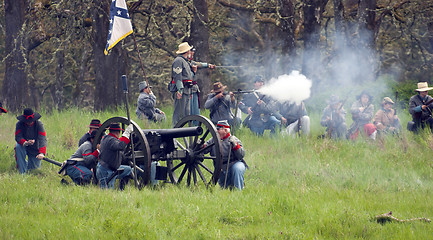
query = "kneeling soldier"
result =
(204, 120, 247, 190)
(96, 123, 133, 190)
(63, 130, 99, 185)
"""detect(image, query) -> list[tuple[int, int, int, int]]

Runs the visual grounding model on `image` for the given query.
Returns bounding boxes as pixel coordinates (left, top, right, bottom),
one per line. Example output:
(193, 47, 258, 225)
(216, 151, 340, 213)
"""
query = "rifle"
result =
(215, 65, 242, 69)
(42, 156, 62, 167)
(42, 157, 79, 174)
(296, 102, 304, 136)
(232, 89, 256, 95)
(394, 91, 399, 115)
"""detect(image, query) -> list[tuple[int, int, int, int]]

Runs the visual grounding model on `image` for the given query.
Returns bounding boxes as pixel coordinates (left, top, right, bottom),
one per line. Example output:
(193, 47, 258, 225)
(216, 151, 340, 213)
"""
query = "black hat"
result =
(108, 123, 123, 132)
(254, 75, 264, 83)
(17, 108, 41, 123)
(88, 119, 101, 129)
(0, 102, 6, 113)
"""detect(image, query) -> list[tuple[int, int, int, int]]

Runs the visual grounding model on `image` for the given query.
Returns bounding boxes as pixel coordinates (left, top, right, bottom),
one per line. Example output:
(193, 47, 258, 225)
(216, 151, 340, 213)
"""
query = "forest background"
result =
(1, 0, 433, 113)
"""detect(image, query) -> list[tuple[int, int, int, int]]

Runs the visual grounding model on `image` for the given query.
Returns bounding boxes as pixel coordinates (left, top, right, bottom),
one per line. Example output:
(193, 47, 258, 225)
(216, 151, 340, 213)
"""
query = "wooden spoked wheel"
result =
(169, 115, 223, 187)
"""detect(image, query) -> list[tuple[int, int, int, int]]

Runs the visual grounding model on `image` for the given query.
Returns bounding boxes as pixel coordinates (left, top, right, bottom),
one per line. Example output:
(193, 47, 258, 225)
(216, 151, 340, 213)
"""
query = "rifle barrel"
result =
(233, 90, 255, 94)
(215, 66, 242, 68)
(42, 157, 62, 167)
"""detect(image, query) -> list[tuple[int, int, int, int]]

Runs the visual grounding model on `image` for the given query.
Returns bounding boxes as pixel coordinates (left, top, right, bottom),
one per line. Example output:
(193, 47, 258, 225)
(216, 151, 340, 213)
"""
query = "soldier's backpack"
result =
(167, 78, 178, 93)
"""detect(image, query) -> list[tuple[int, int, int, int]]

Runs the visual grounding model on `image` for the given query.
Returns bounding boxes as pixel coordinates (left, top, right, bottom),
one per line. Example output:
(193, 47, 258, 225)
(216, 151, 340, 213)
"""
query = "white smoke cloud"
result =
(258, 70, 312, 104)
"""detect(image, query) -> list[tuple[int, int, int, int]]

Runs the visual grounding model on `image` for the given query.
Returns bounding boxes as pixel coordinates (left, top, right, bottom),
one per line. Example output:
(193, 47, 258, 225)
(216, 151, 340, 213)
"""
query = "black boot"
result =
(119, 178, 130, 190)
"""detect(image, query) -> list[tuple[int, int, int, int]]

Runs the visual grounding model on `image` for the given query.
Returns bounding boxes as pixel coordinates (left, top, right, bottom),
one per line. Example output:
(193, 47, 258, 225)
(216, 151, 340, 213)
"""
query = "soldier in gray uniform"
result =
(238, 75, 282, 136)
(170, 42, 195, 127)
(136, 81, 166, 122)
(408, 82, 433, 132)
(170, 42, 215, 126)
(204, 82, 237, 126)
(187, 48, 215, 118)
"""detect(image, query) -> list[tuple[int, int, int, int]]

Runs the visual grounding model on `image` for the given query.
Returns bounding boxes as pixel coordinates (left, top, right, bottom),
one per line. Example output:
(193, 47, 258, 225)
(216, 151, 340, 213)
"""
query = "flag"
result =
(104, 0, 133, 55)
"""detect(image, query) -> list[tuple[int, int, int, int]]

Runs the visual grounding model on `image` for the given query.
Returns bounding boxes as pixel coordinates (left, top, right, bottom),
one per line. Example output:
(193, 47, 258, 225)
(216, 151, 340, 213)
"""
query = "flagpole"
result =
(131, 33, 150, 89)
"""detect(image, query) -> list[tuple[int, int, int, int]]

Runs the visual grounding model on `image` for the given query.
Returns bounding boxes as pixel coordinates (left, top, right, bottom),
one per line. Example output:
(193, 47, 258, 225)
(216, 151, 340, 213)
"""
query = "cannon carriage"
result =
(92, 115, 223, 188)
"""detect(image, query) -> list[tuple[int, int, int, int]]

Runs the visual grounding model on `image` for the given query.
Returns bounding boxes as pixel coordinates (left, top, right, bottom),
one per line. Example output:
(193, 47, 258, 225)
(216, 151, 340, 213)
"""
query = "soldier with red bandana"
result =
(203, 120, 247, 190)
(14, 108, 47, 174)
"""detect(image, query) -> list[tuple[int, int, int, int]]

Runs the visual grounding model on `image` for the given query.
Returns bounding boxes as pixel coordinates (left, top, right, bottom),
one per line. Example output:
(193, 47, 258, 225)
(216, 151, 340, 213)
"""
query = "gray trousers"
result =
(172, 93, 191, 127)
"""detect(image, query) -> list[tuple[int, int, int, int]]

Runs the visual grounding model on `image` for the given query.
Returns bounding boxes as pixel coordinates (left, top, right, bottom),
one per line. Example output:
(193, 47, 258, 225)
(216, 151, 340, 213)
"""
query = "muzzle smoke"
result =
(258, 70, 312, 104)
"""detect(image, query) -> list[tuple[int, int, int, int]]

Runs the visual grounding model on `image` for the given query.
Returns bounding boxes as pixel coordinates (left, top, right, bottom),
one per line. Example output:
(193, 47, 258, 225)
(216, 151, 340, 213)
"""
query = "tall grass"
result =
(0, 109, 432, 239)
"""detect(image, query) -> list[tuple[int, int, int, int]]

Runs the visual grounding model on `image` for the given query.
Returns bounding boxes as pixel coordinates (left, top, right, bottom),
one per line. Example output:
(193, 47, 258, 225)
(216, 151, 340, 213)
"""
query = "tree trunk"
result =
(190, 0, 211, 109)
(3, 0, 29, 112)
(52, 49, 65, 111)
(356, 0, 378, 81)
(92, 0, 125, 111)
(277, 0, 296, 58)
(301, 0, 323, 80)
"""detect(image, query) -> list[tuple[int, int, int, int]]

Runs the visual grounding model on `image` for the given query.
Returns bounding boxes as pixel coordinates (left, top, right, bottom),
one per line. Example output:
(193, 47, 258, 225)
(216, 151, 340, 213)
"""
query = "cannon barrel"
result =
(142, 126, 203, 139)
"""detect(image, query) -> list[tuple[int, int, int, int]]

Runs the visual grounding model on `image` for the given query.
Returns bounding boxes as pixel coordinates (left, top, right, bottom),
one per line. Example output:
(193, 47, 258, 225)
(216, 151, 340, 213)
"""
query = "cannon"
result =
(93, 115, 223, 188)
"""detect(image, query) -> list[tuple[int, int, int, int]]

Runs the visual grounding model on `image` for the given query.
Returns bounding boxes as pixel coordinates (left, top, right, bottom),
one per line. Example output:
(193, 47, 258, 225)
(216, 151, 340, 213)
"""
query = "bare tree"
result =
(190, 0, 212, 107)
(92, 0, 127, 111)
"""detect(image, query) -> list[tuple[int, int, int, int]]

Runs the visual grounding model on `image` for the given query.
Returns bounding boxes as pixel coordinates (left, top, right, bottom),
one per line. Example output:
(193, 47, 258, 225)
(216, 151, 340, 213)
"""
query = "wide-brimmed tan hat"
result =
(211, 82, 227, 93)
(176, 42, 193, 54)
(382, 97, 394, 105)
(415, 82, 433, 92)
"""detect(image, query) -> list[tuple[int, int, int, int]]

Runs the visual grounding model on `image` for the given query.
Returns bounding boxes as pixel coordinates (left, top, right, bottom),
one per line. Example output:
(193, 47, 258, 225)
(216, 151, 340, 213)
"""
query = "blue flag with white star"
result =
(104, 0, 133, 55)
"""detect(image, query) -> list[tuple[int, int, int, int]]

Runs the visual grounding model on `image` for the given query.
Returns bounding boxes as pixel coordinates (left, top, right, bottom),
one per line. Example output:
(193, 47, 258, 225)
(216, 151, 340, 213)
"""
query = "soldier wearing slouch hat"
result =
(14, 108, 47, 174)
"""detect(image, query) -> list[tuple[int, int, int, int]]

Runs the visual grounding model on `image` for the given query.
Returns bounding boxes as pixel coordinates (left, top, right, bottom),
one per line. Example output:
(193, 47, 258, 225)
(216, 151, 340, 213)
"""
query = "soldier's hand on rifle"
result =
(229, 92, 235, 102)
(216, 92, 224, 99)
(359, 107, 365, 112)
(247, 107, 253, 115)
(36, 153, 44, 160)
(257, 99, 263, 105)
(208, 64, 215, 69)
(422, 104, 428, 110)
(122, 124, 134, 139)
(228, 137, 237, 148)
(281, 117, 287, 125)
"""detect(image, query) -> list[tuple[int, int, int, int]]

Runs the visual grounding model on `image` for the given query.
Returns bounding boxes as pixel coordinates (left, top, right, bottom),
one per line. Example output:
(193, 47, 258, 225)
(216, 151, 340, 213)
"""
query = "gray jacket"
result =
(409, 94, 433, 122)
(204, 92, 235, 124)
(171, 55, 194, 95)
(204, 134, 246, 170)
(136, 92, 162, 120)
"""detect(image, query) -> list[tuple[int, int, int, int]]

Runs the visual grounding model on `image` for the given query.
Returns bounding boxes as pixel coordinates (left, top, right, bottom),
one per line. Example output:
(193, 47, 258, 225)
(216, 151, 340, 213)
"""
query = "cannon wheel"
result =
(169, 115, 223, 186)
(93, 117, 151, 188)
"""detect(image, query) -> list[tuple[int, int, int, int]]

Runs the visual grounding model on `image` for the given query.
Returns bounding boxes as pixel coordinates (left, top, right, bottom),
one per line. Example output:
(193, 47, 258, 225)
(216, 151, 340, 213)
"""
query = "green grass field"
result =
(0, 108, 432, 239)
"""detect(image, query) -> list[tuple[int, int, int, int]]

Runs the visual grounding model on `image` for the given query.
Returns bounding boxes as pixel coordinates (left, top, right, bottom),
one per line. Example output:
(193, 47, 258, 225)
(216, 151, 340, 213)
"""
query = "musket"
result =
(232, 89, 256, 94)
(296, 102, 304, 136)
(394, 91, 399, 115)
(215, 65, 242, 69)
(42, 157, 79, 175)
(42, 156, 62, 167)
